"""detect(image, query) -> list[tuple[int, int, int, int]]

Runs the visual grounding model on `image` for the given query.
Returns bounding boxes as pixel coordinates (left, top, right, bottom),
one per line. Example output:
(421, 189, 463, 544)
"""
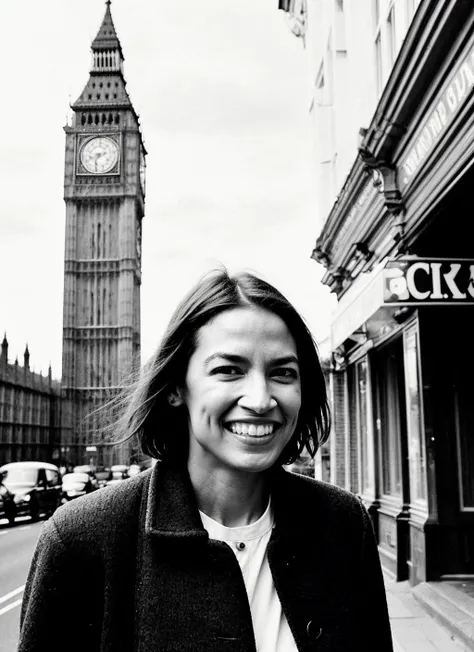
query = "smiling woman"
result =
(19, 269, 394, 652)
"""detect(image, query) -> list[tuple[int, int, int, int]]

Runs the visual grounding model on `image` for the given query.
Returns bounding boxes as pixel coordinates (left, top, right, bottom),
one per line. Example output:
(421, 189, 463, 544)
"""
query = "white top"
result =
(199, 501, 298, 652)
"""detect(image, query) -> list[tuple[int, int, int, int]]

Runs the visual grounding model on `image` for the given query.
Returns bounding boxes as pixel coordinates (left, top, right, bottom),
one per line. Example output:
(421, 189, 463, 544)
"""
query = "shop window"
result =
(347, 366, 360, 492)
(356, 359, 375, 495)
(455, 386, 474, 510)
(377, 340, 404, 497)
(403, 325, 427, 504)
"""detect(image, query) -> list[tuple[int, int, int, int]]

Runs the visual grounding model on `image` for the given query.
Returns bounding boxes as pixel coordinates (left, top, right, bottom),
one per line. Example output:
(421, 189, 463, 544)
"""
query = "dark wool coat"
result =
(18, 462, 393, 652)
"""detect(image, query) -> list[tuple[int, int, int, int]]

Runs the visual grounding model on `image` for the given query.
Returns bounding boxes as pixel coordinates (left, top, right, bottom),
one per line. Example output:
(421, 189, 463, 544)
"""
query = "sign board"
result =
(383, 258, 474, 305)
(400, 41, 474, 188)
(86, 446, 97, 452)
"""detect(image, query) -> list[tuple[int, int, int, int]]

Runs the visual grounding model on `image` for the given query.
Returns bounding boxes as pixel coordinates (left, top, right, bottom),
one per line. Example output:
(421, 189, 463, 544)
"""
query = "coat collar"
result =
(143, 461, 316, 541)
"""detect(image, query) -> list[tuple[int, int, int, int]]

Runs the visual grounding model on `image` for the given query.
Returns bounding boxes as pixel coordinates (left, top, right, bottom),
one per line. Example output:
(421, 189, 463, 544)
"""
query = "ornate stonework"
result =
(62, 2, 146, 467)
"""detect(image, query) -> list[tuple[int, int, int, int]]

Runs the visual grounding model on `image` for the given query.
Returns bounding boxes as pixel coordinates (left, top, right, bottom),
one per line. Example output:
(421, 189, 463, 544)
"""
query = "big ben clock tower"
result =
(62, 1, 146, 467)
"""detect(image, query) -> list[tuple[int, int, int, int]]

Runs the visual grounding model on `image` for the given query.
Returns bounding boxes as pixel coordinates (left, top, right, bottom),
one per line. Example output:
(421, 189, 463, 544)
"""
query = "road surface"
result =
(0, 518, 43, 652)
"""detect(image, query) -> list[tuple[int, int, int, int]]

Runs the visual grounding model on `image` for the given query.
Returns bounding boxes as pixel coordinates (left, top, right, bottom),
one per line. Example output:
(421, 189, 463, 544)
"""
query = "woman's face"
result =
(179, 306, 302, 477)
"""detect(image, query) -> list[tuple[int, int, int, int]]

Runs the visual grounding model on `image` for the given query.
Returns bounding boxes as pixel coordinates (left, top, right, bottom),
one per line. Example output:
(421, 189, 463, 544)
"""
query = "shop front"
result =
(313, 1, 474, 585)
(325, 253, 474, 585)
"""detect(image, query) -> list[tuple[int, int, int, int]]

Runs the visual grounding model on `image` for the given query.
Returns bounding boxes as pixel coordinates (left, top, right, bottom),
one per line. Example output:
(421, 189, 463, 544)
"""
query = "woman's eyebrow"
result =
(270, 355, 299, 366)
(203, 353, 248, 365)
(203, 353, 299, 366)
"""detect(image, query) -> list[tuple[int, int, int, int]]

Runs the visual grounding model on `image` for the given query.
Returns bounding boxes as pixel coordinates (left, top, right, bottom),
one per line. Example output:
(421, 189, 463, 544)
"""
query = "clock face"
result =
(80, 136, 119, 174)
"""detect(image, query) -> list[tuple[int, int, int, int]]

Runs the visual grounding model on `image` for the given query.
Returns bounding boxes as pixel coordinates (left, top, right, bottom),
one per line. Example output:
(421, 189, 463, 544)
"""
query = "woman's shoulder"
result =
(275, 468, 364, 515)
(272, 469, 370, 540)
(48, 468, 152, 543)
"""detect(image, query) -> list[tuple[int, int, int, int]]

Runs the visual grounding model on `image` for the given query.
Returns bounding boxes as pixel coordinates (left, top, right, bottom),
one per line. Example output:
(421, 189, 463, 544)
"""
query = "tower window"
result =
(81, 115, 86, 126)
(97, 94, 101, 99)
(113, 93, 117, 99)
(107, 82, 111, 88)
(99, 82, 103, 88)
(105, 93, 109, 99)
(88, 94, 92, 100)
(92, 82, 96, 88)
(115, 114, 120, 124)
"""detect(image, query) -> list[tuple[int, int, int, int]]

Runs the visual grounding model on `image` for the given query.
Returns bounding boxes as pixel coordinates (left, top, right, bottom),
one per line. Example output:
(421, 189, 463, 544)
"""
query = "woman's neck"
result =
(188, 460, 269, 528)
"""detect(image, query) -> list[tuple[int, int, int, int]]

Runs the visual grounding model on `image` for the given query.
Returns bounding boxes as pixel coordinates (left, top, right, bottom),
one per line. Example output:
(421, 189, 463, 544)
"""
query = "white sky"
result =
(0, 0, 336, 378)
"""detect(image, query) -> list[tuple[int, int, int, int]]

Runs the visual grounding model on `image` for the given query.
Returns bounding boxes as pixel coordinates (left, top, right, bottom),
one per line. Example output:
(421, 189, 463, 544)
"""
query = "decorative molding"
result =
(310, 242, 331, 268)
(326, 266, 348, 295)
(359, 145, 405, 217)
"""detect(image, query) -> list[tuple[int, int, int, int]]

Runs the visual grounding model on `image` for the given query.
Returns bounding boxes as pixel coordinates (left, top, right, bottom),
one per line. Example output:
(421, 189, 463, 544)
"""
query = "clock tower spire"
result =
(62, 1, 146, 468)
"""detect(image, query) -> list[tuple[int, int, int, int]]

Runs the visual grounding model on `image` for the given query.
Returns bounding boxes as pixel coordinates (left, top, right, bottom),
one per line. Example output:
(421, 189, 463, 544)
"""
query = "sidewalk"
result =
(384, 575, 472, 652)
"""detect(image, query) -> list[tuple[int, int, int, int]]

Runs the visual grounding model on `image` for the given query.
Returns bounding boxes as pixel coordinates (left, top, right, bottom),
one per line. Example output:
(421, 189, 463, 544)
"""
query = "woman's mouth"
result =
(225, 422, 277, 437)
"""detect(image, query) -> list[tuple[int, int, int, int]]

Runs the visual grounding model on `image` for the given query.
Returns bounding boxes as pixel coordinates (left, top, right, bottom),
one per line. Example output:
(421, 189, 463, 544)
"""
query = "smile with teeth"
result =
(227, 422, 276, 437)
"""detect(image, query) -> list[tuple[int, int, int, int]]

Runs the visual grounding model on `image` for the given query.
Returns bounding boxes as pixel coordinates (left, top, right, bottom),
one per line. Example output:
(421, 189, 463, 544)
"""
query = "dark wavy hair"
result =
(112, 268, 331, 465)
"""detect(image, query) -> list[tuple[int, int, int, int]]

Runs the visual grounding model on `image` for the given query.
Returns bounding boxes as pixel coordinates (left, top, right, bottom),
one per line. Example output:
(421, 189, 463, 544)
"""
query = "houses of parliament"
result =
(0, 2, 146, 469)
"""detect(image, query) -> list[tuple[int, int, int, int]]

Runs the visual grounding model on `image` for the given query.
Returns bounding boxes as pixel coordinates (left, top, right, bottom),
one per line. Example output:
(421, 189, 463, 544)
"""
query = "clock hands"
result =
(90, 146, 107, 172)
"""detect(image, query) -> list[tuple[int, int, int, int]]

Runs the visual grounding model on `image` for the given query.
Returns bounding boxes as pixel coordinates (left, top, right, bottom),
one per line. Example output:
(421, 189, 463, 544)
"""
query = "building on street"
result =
(0, 335, 61, 466)
(280, 0, 474, 592)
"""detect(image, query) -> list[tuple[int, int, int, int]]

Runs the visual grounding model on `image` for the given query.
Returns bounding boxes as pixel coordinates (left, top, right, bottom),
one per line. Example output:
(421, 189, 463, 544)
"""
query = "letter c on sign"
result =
(406, 262, 431, 300)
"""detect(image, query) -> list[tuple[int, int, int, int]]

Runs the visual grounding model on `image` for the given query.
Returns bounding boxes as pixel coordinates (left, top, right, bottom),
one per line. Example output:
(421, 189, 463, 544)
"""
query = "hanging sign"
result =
(383, 258, 474, 305)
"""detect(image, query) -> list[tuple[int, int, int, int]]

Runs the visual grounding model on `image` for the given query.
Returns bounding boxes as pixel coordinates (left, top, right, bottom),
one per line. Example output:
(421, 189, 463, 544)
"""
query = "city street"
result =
(0, 518, 42, 652)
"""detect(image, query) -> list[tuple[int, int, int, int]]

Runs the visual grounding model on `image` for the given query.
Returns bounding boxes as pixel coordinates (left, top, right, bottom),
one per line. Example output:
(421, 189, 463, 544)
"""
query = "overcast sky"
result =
(0, 0, 336, 378)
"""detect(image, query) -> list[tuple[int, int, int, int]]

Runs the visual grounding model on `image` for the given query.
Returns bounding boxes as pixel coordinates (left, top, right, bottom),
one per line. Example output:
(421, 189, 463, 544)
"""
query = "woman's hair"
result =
(112, 268, 331, 465)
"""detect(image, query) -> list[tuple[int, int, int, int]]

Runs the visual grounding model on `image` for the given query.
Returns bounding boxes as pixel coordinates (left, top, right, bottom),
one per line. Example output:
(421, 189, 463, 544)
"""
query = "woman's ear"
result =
(167, 390, 184, 407)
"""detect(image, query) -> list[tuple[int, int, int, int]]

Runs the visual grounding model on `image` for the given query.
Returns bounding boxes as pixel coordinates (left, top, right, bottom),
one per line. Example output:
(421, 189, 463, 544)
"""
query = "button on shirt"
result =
(199, 501, 298, 652)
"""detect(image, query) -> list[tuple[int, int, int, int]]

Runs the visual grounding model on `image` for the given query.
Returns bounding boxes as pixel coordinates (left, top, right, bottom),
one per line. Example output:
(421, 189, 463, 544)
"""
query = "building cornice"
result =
(314, 0, 474, 297)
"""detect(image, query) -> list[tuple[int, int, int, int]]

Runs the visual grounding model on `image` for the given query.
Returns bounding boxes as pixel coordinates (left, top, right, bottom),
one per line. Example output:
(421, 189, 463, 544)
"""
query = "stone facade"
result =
(0, 336, 61, 466)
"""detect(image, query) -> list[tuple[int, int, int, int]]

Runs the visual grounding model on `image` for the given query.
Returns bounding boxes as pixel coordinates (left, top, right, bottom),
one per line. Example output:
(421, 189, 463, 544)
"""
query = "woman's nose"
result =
(238, 375, 277, 413)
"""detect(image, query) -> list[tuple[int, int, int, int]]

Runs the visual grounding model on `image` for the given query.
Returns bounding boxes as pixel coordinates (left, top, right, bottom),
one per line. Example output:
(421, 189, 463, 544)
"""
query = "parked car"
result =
(73, 465, 99, 489)
(95, 467, 112, 488)
(127, 464, 141, 477)
(0, 472, 15, 525)
(106, 464, 129, 486)
(61, 472, 96, 503)
(0, 461, 62, 523)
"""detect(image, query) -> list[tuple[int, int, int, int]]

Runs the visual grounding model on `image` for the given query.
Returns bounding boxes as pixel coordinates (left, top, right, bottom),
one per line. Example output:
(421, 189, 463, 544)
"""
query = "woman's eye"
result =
(272, 368, 298, 380)
(211, 366, 241, 376)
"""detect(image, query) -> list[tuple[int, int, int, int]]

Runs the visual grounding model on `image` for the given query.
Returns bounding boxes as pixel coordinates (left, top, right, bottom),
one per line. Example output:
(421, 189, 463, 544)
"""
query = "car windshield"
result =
(63, 473, 89, 484)
(1, 468, 37, 486)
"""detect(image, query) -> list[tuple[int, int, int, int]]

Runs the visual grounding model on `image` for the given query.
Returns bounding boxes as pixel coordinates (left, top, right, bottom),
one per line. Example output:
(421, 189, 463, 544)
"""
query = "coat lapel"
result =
(134, 463, 257, 652)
